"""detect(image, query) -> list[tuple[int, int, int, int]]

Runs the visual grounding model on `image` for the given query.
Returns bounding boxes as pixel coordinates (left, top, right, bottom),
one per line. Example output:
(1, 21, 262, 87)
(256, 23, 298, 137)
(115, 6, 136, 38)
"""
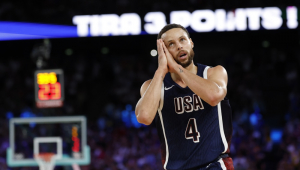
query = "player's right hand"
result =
(157, 39, 168, 75)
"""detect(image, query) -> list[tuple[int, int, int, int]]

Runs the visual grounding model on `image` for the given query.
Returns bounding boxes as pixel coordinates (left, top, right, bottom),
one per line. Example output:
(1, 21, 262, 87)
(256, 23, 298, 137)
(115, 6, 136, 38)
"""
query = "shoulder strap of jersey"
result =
(197, 63, 210, 79)
(203, 66, 210, 79)
(158, 82, 164, 111)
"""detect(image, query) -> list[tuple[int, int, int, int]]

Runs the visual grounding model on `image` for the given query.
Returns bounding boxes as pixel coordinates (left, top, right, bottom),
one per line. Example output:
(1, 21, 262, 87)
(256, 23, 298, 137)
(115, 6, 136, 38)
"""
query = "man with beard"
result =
(135, 24, 234, 170)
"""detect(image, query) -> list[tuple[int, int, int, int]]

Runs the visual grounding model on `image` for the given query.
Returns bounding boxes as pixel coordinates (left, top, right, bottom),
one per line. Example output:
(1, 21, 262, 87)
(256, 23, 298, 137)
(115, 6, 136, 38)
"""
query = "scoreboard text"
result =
(34, 69, 64, 108)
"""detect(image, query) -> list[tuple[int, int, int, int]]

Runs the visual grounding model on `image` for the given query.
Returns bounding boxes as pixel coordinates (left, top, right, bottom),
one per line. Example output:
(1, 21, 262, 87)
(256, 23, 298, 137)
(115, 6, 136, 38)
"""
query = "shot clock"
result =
(34, 69, 64, 108)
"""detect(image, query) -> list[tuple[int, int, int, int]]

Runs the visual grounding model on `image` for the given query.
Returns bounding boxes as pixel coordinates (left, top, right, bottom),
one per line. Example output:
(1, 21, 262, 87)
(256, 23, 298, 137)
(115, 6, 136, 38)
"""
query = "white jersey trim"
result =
(203, 66, 210, 79)
(159, 82, 164, 110)
(218, 159, 227, 170)
(158, 82, 169, 170)
(203, 66, 228, 153)
(217, 103, 228, 153)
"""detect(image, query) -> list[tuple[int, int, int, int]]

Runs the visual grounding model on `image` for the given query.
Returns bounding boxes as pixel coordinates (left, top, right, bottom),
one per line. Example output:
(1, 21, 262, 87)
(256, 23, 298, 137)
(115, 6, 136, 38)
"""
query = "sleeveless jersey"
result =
(155, 63, 233, 170)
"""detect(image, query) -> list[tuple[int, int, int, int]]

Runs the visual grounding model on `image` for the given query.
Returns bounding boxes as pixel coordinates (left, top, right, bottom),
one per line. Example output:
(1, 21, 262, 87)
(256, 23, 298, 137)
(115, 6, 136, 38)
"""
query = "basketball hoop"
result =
(33, 137, 63, 170)
(34, 153, 56, 170)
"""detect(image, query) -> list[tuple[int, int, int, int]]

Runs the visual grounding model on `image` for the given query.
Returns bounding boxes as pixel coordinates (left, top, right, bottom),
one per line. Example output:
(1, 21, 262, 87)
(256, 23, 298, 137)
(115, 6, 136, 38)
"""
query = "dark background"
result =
(0, 0, 300, 169)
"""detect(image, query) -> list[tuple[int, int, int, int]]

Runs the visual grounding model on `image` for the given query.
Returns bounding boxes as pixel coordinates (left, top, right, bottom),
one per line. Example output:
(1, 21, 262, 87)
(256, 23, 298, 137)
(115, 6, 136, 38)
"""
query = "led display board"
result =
(34, 69, 64, 108)
(0, 6, 298, 41)
(73, 6, 298, 37)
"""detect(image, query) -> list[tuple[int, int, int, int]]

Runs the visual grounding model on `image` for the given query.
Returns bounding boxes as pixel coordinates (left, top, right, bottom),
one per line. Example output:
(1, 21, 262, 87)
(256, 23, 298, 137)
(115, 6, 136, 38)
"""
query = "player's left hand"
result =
(160, 39, 179, 73)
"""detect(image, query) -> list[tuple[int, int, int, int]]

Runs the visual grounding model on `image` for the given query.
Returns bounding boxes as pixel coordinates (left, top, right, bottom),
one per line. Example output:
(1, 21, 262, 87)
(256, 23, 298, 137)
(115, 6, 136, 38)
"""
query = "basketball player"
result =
(135, 24, 234, 170)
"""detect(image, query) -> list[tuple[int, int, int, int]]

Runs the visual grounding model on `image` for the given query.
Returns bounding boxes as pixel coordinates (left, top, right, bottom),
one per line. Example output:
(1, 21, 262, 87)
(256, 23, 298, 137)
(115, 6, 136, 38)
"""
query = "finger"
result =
(157, 39, 162, 52)
(160, 39, 167, 55)
(161, 41, 168, 52)
(157, 40, 163, 58)
(161, 41, 171, 57)
(160, 39, 166, 53)
(158, 39, 165, 57)
(159, 39, 163, 51)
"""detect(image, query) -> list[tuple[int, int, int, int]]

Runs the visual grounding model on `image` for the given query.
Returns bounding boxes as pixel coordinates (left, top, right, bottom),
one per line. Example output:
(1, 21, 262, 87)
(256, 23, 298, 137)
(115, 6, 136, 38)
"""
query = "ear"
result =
(190, 38, 194, 48)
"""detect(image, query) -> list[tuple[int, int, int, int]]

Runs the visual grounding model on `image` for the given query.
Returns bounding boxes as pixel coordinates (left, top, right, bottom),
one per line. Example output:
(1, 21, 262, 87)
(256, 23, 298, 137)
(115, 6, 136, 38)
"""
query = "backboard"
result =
(7, 116, 90, 167)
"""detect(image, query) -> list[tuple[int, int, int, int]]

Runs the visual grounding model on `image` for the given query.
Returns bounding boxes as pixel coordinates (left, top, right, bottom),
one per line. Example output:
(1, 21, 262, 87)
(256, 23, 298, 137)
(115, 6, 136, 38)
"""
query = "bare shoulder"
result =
(207, 65, 228, 87)
(207, 65, 227, 78)
(140, 79, 152, 96)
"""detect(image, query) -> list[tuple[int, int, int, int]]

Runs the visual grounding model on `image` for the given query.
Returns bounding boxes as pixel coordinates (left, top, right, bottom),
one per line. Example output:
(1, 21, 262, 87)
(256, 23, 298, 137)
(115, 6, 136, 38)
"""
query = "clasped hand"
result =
(157, 39, 179, 74)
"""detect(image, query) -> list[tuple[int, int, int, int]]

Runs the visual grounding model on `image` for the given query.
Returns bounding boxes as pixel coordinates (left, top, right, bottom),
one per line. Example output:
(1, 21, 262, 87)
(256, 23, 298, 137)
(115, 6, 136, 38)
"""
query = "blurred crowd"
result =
(0, 118, 300, 170)
(0, 0, 300, 169)
(85, 118, 300, 170)
(0, 36, 298, 170)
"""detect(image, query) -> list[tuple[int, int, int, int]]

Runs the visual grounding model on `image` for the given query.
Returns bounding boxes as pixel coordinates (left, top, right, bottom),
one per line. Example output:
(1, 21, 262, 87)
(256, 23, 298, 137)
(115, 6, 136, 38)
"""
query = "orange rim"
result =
(35, 153, 55, 162)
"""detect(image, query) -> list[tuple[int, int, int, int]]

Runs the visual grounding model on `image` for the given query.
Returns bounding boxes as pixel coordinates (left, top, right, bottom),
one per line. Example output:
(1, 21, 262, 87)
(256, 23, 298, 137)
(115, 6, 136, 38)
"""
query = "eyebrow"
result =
(167, 36, 185, 43)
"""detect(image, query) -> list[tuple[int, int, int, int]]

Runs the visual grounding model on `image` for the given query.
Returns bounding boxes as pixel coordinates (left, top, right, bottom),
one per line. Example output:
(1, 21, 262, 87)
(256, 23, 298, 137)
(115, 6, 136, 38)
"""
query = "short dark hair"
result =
(157, 24, 190, 39)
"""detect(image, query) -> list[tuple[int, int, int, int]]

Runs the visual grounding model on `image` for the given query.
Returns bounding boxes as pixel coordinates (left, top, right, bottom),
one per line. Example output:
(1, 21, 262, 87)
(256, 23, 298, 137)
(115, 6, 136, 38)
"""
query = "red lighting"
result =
(72, 137, 80, 152)
(38, 84, 50, 100)
(50, 83, 61, 100)
(72, 126, 80, 152)
(38, 82, 61, 100)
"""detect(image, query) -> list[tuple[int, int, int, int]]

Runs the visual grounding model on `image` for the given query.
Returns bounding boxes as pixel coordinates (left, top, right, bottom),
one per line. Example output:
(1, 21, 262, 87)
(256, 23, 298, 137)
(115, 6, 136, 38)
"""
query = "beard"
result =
(174, 48, 195, 68)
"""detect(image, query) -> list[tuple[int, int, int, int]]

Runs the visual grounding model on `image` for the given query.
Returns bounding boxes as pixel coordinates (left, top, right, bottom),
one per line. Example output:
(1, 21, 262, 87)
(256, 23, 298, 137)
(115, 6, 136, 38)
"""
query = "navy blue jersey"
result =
(155, 63, 233, 170)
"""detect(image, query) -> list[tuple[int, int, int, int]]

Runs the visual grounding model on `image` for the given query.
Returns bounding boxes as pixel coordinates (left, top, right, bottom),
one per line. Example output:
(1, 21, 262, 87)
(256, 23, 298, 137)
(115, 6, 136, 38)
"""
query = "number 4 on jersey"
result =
(185, 118, 200, 143)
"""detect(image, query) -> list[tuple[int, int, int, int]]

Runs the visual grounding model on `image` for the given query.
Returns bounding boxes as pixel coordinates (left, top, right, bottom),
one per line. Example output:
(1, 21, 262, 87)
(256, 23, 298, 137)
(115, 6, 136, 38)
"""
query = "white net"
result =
(35, 153, 56, 170)
(34, 137, 62, 170)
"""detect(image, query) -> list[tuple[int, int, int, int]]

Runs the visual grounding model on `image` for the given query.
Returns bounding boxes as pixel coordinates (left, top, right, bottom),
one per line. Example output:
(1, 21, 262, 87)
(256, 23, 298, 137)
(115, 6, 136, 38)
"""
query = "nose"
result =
(177, 44, 183, 50)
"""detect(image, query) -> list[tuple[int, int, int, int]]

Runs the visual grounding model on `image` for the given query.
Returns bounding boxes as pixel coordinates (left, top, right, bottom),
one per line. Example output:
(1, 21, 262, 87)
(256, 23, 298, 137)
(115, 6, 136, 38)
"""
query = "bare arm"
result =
(161, 41, 228, 106)
(176, 65, 228, 106)
(135, 69, 166, 125)
(135, 40, 168, 125)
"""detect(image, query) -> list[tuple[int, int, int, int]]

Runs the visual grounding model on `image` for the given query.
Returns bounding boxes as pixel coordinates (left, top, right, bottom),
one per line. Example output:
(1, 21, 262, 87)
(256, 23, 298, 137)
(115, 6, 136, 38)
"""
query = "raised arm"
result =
(160, 40, 228, 106)
(135, 40, 168, 125)
(175, 65, 227, 106)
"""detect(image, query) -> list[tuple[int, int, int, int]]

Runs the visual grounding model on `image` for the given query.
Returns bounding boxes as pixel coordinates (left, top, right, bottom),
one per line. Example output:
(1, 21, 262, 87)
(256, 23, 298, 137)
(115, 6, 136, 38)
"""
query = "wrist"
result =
(157, 66, 168, 73)
(175, 64, 184, 74)
(156, 68, 167, 78)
